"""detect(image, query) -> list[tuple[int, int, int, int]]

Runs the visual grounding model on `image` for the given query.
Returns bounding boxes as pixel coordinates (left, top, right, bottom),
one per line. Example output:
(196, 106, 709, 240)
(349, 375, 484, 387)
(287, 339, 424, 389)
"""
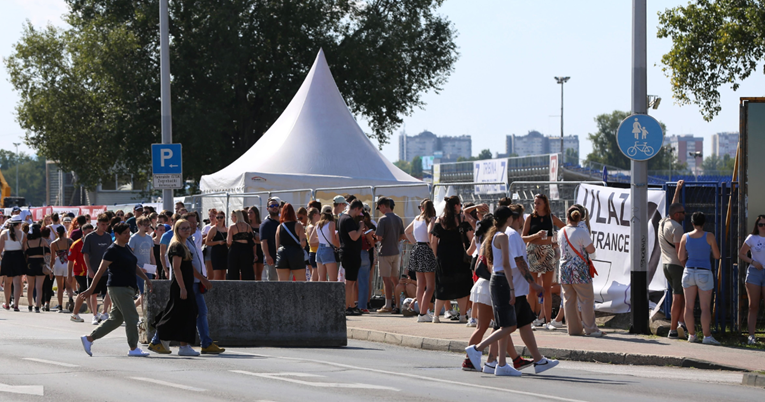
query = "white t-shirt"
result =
(745, 235, 765, 266)
(506, 227, 530, 297)
(191, 228, 203, 251)
(202, 224, 212, 237)
(48, 223, 63, 241)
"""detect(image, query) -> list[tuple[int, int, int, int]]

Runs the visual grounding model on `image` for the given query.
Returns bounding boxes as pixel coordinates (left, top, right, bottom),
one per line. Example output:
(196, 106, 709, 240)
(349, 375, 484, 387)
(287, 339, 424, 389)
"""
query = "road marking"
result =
(231, 370, 400, 391)
(130, 377, 206, 392)
(23, 358, 79, 368)
(231, 352, 585, 402)
(0, 383, 44, 396)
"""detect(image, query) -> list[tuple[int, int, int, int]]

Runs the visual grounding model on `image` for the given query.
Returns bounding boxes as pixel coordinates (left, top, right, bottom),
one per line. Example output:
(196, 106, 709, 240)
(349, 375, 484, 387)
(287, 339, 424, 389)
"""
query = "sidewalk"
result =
(346, 314, 765, 372)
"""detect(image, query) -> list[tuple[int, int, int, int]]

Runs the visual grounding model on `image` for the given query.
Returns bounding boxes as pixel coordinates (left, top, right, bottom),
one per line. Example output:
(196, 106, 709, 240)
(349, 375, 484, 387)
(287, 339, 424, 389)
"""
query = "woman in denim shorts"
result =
(739, 214, 765, 345)
(678, 212, 720, 345)
(315, 206, 340, 282)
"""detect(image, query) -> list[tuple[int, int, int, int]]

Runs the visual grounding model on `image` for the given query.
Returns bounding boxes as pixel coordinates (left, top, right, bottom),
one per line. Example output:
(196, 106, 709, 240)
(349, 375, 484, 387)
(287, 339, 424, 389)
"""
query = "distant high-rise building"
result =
(668, 134, 704, 172)
(505, 131, 579, 162)
(398, 130, 471, 163)
(711, 132, 738, 158)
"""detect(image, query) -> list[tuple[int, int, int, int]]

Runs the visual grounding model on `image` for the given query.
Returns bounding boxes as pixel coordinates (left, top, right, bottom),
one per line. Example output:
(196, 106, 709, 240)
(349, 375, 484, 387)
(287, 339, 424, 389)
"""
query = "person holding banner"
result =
(678, 212, 721, 345)
(522, 194, 565, 327)
(739, 214, 765, 345)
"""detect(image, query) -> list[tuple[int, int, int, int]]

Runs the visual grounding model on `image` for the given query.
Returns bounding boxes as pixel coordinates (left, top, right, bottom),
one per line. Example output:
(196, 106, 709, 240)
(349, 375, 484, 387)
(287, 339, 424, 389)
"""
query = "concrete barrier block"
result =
(348, 328, 370, 341)
(742, 373, 765, 388)
(142, 281, 346, 347)
(384, 332, 403, 345)
(448, 340, 468, 353)
(401, 335, 424, 349)
(368, 330, 387, 343)
(422, 337, 450, 351)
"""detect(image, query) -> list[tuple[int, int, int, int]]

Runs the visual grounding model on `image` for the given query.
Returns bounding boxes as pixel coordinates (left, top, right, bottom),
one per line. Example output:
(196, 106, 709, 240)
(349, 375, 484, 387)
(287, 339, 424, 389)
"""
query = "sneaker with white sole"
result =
(178, 345, 200, 356)
(494, 364, 522, 376)
(585, 330, 604, 338)
(432, 314, 441, 323)
(80, 336, 93, 356)
(70, 314, 84, 323)
(459, 314, 467, 324)
(532, 318, 545, 327)
(748, 335, 757, 345)
(465, 345, 482, 371)
(688, 334, 698, 343)
(547, 320, 564, 330)
(91, 315, 100, 325)
(533, 357, 559, 374)
(482, 361, 497, 374)
(100, 312, 109, 321)
(128, 348, 150, 357)
(417, 313, 432, 323)
(466, 317, 478, 327)
(702, 336, 721, 345)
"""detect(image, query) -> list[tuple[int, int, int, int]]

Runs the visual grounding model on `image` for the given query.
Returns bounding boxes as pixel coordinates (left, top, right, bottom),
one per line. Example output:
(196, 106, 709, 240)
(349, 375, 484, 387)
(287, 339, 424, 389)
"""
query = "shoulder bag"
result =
(563, 227, 598, 278)
(281, 223, 309, 260)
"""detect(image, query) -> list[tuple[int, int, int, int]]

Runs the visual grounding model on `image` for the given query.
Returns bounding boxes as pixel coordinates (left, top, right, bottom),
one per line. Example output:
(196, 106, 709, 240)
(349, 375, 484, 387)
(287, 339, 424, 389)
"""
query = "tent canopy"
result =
(200, 49, 424, 194)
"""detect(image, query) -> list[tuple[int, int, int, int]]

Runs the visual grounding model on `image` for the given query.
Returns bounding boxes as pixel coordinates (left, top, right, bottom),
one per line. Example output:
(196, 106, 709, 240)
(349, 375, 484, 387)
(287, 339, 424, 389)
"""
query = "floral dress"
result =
(558, 226, 592, 285)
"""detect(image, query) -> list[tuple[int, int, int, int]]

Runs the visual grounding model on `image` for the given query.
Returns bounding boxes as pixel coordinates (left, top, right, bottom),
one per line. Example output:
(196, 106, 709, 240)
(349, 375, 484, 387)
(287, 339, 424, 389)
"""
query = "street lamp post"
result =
(13, 142, 20, 197)
(690, 151, 702, 179)
(554, 76, 570, 160)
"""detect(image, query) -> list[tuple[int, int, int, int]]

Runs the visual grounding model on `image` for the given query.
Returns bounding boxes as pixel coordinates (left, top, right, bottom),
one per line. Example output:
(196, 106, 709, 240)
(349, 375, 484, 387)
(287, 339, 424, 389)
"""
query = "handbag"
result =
(282, 223, 309, 260)
(563, 228, 598, 277)
(474, 254, 492, 281)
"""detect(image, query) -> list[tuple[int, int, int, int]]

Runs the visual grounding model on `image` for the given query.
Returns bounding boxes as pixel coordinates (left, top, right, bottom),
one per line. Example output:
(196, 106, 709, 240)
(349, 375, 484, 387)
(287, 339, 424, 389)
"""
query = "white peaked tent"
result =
(199, 49, 429, 221)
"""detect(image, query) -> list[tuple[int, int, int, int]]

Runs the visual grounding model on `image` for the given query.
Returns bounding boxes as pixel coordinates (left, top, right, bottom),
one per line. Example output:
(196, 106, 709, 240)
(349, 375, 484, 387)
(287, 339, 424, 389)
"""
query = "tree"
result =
(6, 0, 458, 189)
(393, 160, 411, 175)
(586, 110, 682, 171)
(410, 156, 423, 179)
(565, 148, 579, 165)
(657, 1, 765, 121)
(0, 151, 46, 205)
(476, 149, 493, 160)
(702, 154, 736, 172)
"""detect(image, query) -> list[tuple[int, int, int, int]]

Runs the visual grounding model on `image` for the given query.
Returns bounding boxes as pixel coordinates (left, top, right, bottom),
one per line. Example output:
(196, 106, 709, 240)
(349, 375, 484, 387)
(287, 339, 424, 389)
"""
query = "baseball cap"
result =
(134, 204, 144, 210)
(363, 203, 371, 212)
(63, 217, 72, 223)
(268, 197, 282, 205)
(333, 195, 347, 205)
(10, 215, 22, 223)
(12, 206, 20, 212)
(321, 205, 333, 214)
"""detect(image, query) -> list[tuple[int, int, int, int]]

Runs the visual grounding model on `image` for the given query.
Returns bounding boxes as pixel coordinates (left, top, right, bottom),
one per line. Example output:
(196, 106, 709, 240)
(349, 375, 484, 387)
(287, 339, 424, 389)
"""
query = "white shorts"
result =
(53, 260, 67, 277)
(469, 277, 492, 306)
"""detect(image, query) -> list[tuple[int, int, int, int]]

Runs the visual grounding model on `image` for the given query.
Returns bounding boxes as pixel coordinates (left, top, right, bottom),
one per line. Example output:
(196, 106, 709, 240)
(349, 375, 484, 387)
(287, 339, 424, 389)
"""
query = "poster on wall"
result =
(473, 158, 507, 194)
(549, 154, 560, 200)
(576, 184, 667, 313)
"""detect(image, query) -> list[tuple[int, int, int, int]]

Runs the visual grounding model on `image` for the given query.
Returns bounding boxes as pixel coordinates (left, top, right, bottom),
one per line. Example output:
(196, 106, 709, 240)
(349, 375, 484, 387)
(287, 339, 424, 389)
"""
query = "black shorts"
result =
(88, 275, 108, 297)
(490, 273, 517, 330)
(309, 252, 317, 268)
(341, 250, 361, 282)
(513, 296, 536, 328)
(27, 259, 46, 276)
(75, 276, 88, 293)
(275, 246, 305, 270)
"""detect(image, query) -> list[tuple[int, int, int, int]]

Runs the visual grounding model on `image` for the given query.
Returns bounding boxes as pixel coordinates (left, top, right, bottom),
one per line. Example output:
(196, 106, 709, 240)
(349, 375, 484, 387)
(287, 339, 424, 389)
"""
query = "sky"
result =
(0, 0, 761, 164)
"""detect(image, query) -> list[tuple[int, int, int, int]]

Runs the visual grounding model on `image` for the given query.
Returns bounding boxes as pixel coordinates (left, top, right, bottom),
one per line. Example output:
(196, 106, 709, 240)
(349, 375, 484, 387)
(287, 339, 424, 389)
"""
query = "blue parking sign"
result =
(151, 144, 182, 174)
(616, 114, 664, 161)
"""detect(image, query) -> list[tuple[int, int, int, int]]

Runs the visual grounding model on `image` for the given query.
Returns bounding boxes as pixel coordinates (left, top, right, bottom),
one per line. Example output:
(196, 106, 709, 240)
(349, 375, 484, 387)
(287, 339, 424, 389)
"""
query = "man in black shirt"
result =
(338, 200, 366, 315)
(260, 197, 281, 281)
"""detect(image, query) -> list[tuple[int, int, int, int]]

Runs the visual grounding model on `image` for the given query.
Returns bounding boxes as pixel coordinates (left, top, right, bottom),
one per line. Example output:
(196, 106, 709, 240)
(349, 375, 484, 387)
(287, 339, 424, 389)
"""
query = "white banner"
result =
(473, 158, 507, 194)
(549, 154, 560, 200)
(576, 184, 667, 313)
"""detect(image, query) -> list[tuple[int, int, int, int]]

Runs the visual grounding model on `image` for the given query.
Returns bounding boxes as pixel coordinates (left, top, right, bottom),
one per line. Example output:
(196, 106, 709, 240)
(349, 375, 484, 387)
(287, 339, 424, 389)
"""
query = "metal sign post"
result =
(159, 0, 174, 212)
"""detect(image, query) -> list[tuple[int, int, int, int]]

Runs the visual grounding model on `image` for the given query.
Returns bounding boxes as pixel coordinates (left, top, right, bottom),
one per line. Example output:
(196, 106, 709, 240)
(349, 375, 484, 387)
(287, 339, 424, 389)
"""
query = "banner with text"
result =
(473, 158, 508, 194)
(576, 184, 667, 313)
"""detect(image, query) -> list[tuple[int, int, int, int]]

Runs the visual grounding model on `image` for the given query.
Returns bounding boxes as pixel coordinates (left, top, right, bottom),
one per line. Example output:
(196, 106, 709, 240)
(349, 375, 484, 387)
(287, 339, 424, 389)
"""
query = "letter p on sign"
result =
(161, 149, 173, 167)
(151, 143, 182, 175)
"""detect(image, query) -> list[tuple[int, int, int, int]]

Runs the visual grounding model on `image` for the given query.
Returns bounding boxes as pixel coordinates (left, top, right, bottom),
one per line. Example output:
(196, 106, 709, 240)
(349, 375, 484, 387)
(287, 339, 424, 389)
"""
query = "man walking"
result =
(260, 197, 281, 281)
(126, 204, 144, 234)
(339, 200, 366, 315)
(660, 180, 687, 339)
(81, 214, 114, 325)
(374, 197, 405, 313)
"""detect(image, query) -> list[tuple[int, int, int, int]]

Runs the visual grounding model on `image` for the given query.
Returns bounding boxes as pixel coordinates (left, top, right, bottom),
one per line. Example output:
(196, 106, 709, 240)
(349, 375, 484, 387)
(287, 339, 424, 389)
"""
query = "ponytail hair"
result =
(480, 206, 512, 267)
(419, 199, 436, 224)
(567, 206, 582, 225)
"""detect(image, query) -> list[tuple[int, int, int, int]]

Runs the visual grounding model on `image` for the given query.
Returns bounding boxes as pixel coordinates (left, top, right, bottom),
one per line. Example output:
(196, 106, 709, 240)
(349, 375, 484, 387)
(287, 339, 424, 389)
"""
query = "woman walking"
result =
(405, 199, 438, 322)
(558, 206, 602, 337)
(227, 210, 255, 280)
(429, 196, 473, 323)
(25, 224, 50, 313)
(205, 212, 228, 280)
(50, 225, 73, 312)
(248, 207, 264, 280)
(79, 223, 153, 357)
(739, 214, 765, 345)
(315, 206, 340, 282)
(306, 208, 320, 281)
(275, 204, 307, 281)
(148, 219, 200, 356)
(522, 194, 565, 327)
(678, 212, 721, 345)
(1, 216, 25, 311)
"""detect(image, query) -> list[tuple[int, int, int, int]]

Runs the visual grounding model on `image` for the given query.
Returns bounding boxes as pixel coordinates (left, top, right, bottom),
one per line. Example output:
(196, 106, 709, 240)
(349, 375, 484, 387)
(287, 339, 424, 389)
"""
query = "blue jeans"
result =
(358, 251, 371, 310)
(151, 282, 211, 347)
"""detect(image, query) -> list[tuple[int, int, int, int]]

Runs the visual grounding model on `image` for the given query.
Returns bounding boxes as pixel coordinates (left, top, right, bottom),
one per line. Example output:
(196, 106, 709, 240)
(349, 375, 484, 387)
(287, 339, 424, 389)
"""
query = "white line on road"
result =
(231, 370, 400, 391)
(23, 358, 79, 368)
(129, 377, 206, 392)
(0, 383, 44, 396)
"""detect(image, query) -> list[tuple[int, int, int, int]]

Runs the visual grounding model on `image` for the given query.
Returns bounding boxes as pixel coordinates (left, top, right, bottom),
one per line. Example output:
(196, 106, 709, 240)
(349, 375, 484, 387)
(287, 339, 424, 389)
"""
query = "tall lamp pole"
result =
(159, 0, 173, 212)
(554, 76, 570, 161)
(13, 142, 20, 197)
(690, 151, 702, 178)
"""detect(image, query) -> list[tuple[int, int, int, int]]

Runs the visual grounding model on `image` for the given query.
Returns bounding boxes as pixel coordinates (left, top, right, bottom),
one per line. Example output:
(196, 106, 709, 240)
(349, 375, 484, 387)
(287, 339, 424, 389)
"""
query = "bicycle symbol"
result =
(627, 142, 654, 157)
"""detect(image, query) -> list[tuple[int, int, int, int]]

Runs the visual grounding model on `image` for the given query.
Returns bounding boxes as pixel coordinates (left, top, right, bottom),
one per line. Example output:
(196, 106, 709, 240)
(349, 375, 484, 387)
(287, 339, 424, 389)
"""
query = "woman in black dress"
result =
(205, 211, 228, 280)
(430, 196, 474, 323)
(148, 219, 199, 356)
(248, 207, 265, 280)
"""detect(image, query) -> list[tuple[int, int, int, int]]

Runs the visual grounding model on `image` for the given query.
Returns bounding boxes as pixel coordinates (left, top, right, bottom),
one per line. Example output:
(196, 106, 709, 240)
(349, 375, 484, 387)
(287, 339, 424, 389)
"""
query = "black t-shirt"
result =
(338, 214, 361, 254)
(260, 216, 279, 258)
(102, 243, 138, 289)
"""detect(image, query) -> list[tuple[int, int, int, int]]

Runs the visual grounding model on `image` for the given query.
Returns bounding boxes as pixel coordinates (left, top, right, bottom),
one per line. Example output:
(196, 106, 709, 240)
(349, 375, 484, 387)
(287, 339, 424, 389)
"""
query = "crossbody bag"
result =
(563, 227, 598, 278)
(281, 223, 309, 260)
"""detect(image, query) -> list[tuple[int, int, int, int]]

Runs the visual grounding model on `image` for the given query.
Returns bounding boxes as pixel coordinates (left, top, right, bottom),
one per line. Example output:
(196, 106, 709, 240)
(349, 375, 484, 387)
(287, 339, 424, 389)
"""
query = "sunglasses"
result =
(216, 216, 225, 220)
(268, 204, 279, 208)
(759, 223, 765, 228)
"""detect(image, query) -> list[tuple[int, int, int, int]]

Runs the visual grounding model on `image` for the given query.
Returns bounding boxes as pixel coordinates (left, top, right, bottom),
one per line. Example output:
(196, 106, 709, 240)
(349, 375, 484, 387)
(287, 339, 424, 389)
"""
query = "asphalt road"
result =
(0, 309, 762, 402)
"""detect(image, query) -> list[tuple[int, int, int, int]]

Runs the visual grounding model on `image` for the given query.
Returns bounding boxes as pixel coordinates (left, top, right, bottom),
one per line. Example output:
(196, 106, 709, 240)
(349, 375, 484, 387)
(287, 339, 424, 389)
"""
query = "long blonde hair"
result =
(232, 210, 247, 225)
(169, 219, 191, 261)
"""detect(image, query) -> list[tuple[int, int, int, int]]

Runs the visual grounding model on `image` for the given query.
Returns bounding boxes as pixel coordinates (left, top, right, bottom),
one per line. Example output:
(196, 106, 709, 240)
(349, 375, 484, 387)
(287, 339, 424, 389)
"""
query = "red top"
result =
(68, 239, 86, 276)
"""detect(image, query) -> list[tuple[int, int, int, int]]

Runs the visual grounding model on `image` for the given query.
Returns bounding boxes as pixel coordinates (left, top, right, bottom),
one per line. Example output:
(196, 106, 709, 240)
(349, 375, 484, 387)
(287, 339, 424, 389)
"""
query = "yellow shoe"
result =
(201, 343, 225, 354)
(148, 342, 171, 354)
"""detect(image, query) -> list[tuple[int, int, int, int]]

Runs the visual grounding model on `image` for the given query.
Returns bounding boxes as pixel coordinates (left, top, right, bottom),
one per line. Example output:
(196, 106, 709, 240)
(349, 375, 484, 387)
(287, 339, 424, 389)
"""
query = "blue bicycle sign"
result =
(616, 114, 664, 161)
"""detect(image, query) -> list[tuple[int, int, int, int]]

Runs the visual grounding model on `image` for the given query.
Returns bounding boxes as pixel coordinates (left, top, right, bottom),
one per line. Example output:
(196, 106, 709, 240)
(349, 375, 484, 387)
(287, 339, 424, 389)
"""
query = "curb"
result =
(742, 373, 765, 388)
(348, 327, 747, 372)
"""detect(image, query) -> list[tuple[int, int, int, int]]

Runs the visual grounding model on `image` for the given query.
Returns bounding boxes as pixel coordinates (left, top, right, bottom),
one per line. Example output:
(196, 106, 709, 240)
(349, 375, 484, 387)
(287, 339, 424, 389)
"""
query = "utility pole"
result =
(555, 76, 570, 160)
(159, 0, 173, 212)
(13, 142, 20, 197)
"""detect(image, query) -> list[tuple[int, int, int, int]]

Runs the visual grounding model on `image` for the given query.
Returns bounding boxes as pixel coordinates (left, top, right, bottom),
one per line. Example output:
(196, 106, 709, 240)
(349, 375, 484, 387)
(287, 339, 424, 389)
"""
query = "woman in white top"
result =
(738, 214, 765, 345)
(404, 199, 438, 322)
(0, 216, 25, 311)
(314, 205, 340, 282)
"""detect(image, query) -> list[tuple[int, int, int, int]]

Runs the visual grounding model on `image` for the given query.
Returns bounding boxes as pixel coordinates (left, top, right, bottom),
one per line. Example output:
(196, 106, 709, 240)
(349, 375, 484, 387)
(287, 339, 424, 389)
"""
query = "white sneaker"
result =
(533, 357, 559, 374)
(494, 364, 522, 377)
(688, 334, 698, 343)
(100, 312, 109, 321)
(466, 317, 478, 327)
(128, 348, 150, 357)
(532, 318, 545, 326)
(444, 310, 457, 320)
(585, 330, 604, 338)
(178, 345, 200, 356)
(417, 313, 432, 323)
(432, 314, 441, 323)
(748, 335, 757, 345)
(80, 336, 92, 356)
(459, 314, 467, 324)
(70, 314, 84, 323)
(702, 336, 721, 345)
(547, 320, 564, 329)
(482, 361, 496, 374)
(465, 345, 482, 371)
(91, 315, 100, 325)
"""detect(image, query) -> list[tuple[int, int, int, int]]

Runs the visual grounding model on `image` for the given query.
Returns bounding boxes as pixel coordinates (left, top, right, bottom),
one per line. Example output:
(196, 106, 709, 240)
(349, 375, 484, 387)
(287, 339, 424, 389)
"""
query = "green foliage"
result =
(393, 160, 411, 175)
(6, 0, 458, 189)
(565, 148, 578, 165)
(702, 154, 736, 172)
(586, 110, 682, 171)
(0, 150, 46, 206)
(476, 149, 493, 160)
(410, 156, 423, 179)
(657, 0, 765, 121)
